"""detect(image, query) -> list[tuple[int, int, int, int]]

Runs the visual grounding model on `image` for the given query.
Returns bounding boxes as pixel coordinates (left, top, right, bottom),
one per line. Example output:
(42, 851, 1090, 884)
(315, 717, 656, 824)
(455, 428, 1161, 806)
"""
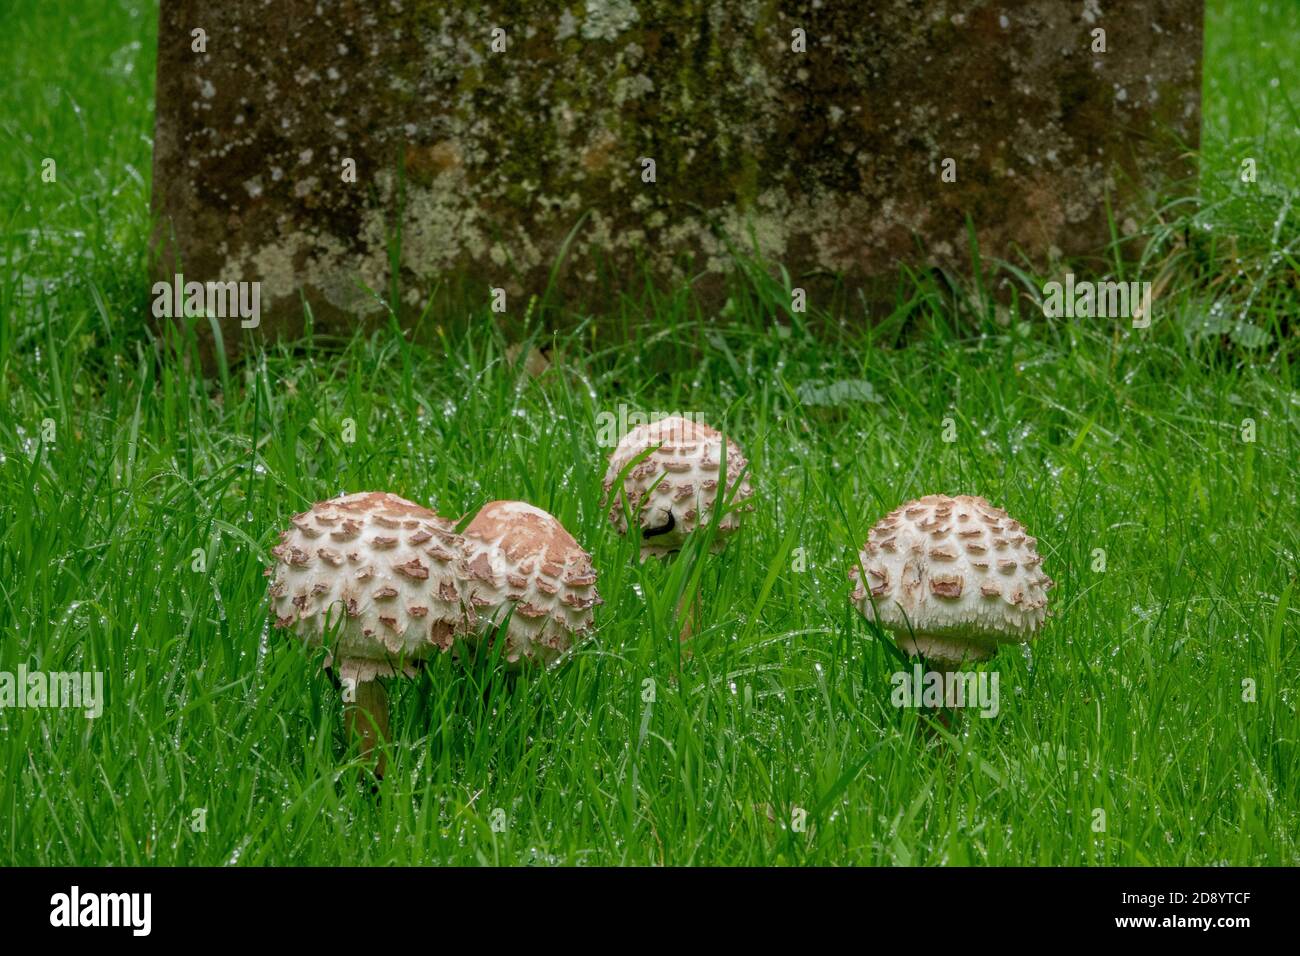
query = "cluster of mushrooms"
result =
(268, 416, 1053, 775)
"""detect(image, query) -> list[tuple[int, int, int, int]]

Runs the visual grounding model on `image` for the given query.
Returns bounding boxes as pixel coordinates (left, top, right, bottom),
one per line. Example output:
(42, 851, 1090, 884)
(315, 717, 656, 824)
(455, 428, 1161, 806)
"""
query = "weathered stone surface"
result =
(151, 0, 1202, 349)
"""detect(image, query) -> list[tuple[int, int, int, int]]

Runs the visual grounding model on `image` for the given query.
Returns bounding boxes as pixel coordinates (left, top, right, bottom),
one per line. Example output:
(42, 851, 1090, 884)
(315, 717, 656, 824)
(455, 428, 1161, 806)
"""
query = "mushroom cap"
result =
(268, 492, 471, 684)
(460, 500, 602, 665)
(849, 494, 1054, 666)
(601, 415, 755, 557)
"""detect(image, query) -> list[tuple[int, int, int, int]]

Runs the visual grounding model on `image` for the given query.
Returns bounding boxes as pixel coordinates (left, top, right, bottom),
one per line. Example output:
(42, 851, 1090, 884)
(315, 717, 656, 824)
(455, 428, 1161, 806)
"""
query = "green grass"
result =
(0, 0, 1297, 866)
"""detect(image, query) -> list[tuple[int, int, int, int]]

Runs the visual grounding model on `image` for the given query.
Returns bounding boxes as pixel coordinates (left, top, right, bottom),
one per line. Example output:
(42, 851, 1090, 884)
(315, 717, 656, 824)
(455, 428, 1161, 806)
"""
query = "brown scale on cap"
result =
(601, 416, 755, 558)
(459, 500, 602, 666)
(266, 492, 473, 684)
(849, 494, 1054, 667)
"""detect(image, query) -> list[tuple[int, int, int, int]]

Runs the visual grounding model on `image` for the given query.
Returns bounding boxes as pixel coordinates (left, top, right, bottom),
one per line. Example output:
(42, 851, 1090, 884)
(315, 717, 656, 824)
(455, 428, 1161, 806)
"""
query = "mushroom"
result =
(267, 492, 470, 776)
(601, 416, 754, 640)
(602, 416, 754, 557)
(849, 494, 1053, 702)
(459, 500, 602, 666)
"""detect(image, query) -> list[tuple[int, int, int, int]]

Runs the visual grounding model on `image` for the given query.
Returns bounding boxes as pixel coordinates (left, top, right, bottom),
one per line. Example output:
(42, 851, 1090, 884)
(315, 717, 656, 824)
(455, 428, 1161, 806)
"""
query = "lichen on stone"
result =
(151, 0, 1203, 352)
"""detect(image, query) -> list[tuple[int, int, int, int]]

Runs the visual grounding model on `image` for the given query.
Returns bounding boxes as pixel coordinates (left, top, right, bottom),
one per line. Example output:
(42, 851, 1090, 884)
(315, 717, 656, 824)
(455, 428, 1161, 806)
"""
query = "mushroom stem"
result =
(929, 658, 967, 711)
(345, 678, 391, 778)
(897, 634, 993, 711)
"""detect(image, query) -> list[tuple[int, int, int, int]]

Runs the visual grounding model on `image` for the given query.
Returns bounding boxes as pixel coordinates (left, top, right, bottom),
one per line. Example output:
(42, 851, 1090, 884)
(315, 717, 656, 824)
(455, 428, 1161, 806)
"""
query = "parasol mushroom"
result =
(849, 493, 1053, 705)
(268, 491, 469, 776)
(459, 500, 602, 666)
(602, 415, 754, 639)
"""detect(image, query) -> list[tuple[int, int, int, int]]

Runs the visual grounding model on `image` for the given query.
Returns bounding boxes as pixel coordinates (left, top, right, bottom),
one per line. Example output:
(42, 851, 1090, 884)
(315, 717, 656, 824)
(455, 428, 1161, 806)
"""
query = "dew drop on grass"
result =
(212, 580, 227, 623)
(252, 618, 270, 698)
(226, 837, 250, 865)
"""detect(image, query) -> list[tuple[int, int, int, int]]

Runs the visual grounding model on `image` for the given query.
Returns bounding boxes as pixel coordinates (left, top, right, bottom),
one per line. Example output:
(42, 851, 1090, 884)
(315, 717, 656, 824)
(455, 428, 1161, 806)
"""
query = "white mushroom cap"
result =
(460, 501, 602, 665)
(268, 492, 470, 684)
(849, 494, 1054, 667)
(601, 416, 755, 557)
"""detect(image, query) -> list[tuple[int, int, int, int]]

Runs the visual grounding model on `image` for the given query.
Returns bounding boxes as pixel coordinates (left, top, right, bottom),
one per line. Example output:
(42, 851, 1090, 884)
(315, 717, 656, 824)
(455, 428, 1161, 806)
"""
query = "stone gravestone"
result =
(151, 0, 1202, 353)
